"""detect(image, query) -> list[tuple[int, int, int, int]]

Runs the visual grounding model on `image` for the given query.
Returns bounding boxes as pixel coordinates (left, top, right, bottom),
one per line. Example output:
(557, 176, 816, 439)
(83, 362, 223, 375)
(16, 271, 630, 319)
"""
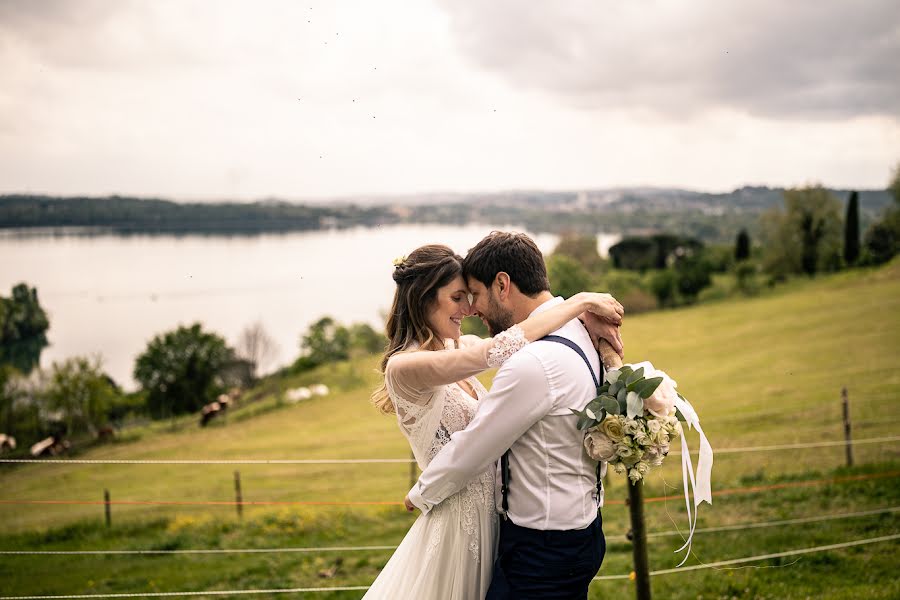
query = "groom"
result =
(404, 231, 622, 599)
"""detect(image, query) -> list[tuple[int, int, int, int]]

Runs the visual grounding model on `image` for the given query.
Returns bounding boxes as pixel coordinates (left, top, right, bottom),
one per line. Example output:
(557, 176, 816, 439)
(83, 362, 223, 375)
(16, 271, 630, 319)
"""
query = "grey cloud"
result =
(437, 0, 900, 119)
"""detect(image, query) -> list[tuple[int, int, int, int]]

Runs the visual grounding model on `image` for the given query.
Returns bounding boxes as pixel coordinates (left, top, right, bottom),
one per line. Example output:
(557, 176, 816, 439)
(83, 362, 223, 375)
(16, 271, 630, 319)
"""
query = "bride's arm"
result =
(386, 292, 623, 401)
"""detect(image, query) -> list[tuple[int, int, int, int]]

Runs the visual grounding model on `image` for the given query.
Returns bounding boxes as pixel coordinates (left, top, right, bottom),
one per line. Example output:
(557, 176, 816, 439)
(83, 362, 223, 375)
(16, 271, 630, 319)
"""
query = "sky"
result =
(0, 0, 898, 200)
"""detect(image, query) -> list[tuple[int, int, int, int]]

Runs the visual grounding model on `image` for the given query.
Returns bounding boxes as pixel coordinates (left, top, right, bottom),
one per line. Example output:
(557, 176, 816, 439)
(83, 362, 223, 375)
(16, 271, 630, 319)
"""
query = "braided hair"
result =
(372, 244, 464, 414)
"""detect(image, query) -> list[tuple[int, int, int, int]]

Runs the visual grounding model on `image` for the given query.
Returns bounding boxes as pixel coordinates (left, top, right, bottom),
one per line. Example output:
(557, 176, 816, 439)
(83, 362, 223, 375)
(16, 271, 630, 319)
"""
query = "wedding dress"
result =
(362, 328, 526, 600)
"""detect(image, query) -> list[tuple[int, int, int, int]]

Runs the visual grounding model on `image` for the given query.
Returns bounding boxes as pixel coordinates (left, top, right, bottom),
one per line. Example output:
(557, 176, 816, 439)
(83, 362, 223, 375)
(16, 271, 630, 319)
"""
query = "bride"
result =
(365, 244, 623, 599)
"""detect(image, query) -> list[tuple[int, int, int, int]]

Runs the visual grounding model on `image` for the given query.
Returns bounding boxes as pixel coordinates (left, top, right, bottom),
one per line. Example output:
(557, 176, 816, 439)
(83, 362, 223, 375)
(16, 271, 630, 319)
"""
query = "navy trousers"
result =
(485, 514, 605, 600)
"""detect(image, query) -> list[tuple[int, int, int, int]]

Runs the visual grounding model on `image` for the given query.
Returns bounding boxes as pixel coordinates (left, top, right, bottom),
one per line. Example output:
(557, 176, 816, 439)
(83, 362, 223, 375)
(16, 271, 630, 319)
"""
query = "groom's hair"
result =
(463, 231, 550, 297)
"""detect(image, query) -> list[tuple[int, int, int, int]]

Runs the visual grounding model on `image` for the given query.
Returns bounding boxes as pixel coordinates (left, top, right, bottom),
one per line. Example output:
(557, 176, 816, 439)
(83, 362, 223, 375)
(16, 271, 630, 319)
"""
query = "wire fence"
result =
(2, 434, 897, 465)
(2, 533, 898, 598)
(3, 505, 897, 556)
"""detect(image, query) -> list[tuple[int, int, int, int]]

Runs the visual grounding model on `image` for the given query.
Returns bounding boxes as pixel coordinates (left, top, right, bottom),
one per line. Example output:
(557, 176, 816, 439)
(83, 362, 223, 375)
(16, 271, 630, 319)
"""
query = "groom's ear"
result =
(494, 272, 511, 301)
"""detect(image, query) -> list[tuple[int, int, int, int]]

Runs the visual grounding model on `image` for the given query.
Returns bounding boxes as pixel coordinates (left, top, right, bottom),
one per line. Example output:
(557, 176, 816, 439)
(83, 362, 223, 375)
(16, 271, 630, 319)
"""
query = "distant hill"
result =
(0, 186, 891, 243)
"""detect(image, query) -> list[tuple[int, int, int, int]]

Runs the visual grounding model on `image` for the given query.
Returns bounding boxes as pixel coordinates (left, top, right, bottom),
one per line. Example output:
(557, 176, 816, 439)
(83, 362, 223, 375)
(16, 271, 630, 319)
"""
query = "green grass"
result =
(1, 258, 898, 598)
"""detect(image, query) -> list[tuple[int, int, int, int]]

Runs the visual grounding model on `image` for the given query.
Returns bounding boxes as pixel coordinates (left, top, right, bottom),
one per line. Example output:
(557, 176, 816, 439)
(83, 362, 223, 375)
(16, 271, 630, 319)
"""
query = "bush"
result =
(546, 254, 592, 299)
(134, 323, 236, 419)
(43, 356, 118, 436)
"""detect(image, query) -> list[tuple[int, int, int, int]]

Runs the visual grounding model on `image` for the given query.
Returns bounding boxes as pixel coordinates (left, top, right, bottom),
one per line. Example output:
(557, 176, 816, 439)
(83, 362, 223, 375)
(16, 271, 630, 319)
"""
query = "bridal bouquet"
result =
(571, 362, 683, 482)
(573, 359, 714, 565)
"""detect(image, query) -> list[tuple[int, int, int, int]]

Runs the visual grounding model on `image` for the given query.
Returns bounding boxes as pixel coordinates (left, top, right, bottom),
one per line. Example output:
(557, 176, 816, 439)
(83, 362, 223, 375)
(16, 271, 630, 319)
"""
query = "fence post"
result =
(104, 489, 111, 528)
(234, 470, 243, 520)
(627, 481, 652, 600)
(842, 387, 853, 467)
(409, 450, 417, 491)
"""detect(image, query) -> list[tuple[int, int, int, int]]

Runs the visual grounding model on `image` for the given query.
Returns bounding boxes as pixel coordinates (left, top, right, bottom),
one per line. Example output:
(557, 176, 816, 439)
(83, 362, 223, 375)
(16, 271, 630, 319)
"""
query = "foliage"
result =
(134, 323, 237, 419)
(293, 317, 387, 372)
(735, 228, 751, 261)
(734, 261, 760, 295)
(761, 186, 843, 279)
(0, 283, 49, 375)
(862, 219, 898, 265)
(860, 167, 900, 266)
(348, 323, 387, 355)
(608, 234, 704, 271)
(552, 233, 607, 273)
(546, 253, 592, 299)
(844, 191, 860, 265)
(42, 356, 118, 436)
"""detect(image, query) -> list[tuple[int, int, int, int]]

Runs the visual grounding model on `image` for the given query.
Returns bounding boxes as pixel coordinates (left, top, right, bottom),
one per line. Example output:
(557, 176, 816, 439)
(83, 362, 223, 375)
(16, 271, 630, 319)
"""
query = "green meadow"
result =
(1, 259, 898, 599)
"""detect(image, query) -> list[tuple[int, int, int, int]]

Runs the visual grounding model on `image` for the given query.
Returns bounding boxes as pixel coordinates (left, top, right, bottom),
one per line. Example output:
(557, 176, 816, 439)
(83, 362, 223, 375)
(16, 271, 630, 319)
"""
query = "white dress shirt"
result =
(408, 297, 606, 531)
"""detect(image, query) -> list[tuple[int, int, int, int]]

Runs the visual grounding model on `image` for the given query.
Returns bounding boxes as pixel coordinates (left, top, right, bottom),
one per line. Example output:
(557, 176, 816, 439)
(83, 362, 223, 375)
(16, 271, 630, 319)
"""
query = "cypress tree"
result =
(844, 191, 860, 265)
(735, 229, 750, 262)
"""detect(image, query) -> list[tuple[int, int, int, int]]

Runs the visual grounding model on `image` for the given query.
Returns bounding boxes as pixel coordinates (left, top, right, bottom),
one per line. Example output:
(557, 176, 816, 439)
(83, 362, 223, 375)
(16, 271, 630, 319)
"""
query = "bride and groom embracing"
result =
(365, 231, 626, 600)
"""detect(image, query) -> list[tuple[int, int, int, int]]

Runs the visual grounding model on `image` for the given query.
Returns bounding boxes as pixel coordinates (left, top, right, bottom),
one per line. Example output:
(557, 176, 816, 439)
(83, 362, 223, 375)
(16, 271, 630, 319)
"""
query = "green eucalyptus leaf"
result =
(609, 381, 622, 396)
(625, 367, 644, 385)
(616, 387, 627, 403)
(600, 397, 620, 415)
(675, 407, 687, 422)
(635, 377, 663, 399)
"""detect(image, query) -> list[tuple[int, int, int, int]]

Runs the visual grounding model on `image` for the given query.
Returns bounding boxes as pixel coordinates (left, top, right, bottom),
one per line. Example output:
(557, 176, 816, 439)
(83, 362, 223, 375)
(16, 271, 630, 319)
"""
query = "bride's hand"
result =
(574, 292, 624, 325)
(580, 311, 624, 359)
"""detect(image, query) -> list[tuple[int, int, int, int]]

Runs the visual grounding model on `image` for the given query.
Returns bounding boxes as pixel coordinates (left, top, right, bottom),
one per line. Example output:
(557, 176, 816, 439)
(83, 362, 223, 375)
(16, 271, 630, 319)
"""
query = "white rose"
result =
(650, 428, 670, 446)
(634, 430, 651, 447)
(628, 467, 642, 483)
(636, 461, 650, 475)
(584, 429, 617, 461)
(613, 461, 626, 474)
(647, 419, 662, 434)
(624, 418, 642, 436)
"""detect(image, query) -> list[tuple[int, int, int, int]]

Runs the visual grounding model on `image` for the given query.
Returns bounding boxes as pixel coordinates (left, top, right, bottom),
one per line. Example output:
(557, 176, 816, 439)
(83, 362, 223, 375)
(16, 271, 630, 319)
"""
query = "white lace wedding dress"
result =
(363, 329, 526, 600)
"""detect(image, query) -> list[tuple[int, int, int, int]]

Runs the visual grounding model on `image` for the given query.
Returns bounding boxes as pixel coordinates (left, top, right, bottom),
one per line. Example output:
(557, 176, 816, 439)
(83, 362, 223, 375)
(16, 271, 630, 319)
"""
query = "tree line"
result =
(0, 285, 386, 455)
(543, 166, 900, 311)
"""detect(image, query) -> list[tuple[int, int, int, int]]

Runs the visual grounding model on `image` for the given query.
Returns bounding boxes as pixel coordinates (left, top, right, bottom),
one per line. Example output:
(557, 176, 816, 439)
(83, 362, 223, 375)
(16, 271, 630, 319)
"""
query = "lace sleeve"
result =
(487, 325, 527, 368)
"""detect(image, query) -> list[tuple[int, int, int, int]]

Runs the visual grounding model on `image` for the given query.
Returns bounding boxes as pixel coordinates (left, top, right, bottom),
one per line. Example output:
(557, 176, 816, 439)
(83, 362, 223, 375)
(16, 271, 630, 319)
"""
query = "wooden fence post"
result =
(628, 481, 652, 600)
(104, 489, 111, 528)
(234, 471, 243, 520)
(842, 387, 853, 467)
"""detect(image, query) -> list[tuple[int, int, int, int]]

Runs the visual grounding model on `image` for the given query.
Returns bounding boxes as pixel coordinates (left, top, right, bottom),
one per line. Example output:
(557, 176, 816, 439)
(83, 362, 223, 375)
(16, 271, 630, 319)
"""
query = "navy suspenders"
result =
(500, 334, 604, 520)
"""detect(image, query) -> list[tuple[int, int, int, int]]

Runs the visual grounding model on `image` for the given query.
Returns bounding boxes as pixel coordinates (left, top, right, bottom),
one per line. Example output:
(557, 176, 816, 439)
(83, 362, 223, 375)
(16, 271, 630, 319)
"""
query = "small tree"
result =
(237, 321, 278, 380)
(43, 356, 117, 436)
(0, 283, 50, 375)
(134, 323, 236, 419)
(546, 254, 592, 299)
(300, 317, 351, 366)
(761, 186, 843, 279)
(844, 191, 860, 265)
(348, 323, 386, 355)
(735, 229, 751, 262)
(553, 233, 606, 273)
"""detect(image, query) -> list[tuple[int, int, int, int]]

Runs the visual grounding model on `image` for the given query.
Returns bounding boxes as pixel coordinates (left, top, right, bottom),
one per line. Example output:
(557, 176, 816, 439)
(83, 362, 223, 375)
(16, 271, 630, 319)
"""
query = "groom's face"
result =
(466, 277, 515, 336)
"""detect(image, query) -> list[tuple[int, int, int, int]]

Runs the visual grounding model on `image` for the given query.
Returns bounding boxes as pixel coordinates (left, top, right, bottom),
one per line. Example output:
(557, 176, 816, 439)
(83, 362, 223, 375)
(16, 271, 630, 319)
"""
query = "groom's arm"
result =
(406, 350, 552, 513)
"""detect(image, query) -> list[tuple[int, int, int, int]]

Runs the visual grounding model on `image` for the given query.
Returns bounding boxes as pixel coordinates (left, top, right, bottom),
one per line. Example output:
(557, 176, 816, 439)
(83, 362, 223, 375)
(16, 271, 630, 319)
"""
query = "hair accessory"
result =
(392, 256, 407, 268)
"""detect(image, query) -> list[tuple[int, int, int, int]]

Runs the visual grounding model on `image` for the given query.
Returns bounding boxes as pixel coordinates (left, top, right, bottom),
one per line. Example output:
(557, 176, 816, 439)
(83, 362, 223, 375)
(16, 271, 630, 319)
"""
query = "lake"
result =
(0, 225, 620, 388)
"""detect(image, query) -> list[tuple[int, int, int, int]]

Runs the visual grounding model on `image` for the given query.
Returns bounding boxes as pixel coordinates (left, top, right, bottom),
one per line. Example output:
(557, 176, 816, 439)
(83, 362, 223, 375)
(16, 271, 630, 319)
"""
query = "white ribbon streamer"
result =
(672, 395, 714, 565)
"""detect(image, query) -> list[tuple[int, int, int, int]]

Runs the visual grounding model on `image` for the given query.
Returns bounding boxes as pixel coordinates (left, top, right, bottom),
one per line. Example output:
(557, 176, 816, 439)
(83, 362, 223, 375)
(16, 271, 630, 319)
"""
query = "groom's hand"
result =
(580, 311, 624, 358)
(403, 495, 417, 512)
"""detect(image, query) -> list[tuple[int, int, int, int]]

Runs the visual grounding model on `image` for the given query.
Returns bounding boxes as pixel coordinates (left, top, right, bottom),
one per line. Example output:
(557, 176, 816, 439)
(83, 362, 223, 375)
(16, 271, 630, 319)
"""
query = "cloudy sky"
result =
(0, 0, 898, 200)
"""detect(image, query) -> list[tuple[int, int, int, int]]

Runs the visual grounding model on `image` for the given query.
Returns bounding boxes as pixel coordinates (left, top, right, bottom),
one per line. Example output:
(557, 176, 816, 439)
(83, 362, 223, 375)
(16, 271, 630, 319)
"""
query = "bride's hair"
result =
(372, 244, 464, 414)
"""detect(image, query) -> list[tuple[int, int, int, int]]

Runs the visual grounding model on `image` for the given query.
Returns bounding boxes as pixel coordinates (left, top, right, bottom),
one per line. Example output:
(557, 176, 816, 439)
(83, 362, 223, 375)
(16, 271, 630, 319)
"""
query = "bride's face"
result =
(426, 275, 472, 342)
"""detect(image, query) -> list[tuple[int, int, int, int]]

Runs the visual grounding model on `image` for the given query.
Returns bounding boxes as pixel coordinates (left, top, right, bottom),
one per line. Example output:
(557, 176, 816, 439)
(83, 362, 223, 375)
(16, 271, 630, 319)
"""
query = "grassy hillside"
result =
(1, 259, 898, 598)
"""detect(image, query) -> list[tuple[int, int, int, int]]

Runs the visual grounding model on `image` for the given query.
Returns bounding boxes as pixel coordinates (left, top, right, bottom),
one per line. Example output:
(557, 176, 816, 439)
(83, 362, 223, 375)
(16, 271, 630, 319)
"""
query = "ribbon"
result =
(672, 396, 714, 566)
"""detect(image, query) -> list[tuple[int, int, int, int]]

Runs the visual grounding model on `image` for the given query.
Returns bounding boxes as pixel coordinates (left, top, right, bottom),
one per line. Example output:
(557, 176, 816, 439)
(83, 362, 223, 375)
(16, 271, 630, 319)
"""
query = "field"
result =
(1, 259, 898, 599)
